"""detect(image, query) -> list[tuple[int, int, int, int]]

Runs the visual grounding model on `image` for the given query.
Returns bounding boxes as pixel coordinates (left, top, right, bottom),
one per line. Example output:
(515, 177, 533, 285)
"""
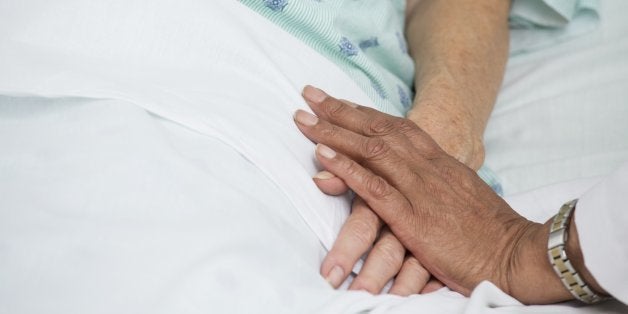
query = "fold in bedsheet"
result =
(0, 0, 369, 253)
(0, 96, 333, 313)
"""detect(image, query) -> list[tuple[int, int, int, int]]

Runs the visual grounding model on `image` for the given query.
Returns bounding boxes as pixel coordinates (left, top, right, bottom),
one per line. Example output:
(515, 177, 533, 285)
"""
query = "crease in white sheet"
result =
(0, 97, 337, 313)
(0, 0, 394, 252)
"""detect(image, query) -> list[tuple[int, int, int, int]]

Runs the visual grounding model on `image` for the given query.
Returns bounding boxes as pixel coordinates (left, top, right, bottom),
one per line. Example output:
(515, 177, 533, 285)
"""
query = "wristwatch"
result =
(547, 199, 608, 304)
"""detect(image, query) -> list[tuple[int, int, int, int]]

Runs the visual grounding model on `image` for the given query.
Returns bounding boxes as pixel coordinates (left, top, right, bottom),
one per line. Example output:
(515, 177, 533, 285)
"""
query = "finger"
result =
(356, 105, 441, 154)
(303, 87, 417, 151)
(321, 197, 383, 288)
(294, 109, 371, 161)
(294, 110, 418, 194)
(349, 228, 405, 294)
(420, 278, 446, 294)
(302, 85, 442, 160)
(314, 144, 413, 236)
(389, 256, 431, 296)
(313, 171, 349, 195)
(302, 85, 397, 137)
(301, 85, 371, 135)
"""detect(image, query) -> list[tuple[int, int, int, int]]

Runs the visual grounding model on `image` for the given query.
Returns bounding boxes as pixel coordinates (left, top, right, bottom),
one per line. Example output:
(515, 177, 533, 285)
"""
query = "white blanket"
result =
(1, 0, 627, 313)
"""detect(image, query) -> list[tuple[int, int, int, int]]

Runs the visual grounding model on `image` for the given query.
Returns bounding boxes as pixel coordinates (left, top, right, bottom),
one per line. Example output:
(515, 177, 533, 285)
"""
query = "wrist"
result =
(505, 207, 609, 305)
(407, 104, 485, 170)
(410, 67, 495, 135)
(506, 221, 574, 304)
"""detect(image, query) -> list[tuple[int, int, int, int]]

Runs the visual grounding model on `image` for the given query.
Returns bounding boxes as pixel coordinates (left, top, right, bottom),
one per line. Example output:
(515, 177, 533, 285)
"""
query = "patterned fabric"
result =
(239, 0, 505, 194)
(239, 0, 414, 117)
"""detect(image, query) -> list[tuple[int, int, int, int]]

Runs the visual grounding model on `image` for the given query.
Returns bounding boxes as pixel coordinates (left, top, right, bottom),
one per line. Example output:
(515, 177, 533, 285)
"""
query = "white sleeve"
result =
(575, 162, 628, 304)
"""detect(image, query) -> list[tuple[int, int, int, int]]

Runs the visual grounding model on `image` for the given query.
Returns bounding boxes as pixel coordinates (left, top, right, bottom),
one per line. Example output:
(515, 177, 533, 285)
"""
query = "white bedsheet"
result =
(1, 0, 627, 313)
(0, 0, 371, 252)
(3, 97, 626, 314)
(485, 1, 628, 195)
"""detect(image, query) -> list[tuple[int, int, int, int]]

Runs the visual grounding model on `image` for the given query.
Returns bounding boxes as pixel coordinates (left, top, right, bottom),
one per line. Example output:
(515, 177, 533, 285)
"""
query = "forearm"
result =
(405, 0, 510, 144)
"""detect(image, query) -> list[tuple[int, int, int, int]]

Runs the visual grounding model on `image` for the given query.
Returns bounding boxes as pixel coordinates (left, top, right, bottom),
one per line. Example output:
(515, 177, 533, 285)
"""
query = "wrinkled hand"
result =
(314, 189, 439, 295)
(309, 118, 443, 294)
(304, 98, 442, 295)
(294, 86, 561, 303)
(309, 91, 483, 295)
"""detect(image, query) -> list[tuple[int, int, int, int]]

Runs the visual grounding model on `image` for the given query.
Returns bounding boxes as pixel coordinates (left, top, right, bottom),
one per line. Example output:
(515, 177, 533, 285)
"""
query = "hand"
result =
(312, 97, 482, 294)
(315, 190, 440, 295)
(309, 109, 443, 296)
(294, 86, 577, 304)
(312, 91, 483, 294)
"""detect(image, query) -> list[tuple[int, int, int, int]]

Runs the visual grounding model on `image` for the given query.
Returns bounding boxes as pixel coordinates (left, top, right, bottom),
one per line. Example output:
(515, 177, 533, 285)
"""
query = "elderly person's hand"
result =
(312, 188, 442, 295)
(307, 0, 510, 295)
(294, 86, 607, 304)
(304, 96, 443, 296)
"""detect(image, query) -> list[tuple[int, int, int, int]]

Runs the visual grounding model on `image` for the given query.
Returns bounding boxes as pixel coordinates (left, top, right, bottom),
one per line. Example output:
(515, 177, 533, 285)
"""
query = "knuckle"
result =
(340, 159, 360, 176)
(365, 176, 391, 199)
(404, 257, 429, 277)
(352, 203, 381, 226)
(322, 100, 348, 119)
(319, 124, 339, 138)
(373, 241, 404, 269)
(367, 117, 396, 135)
(396, 118, 418, 134)
(345, 219, 378, 248)
(362, 137, 389, 160)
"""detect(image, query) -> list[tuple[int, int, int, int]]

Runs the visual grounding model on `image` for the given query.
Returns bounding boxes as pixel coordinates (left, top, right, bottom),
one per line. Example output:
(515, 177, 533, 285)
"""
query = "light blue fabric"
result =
(477, 165, 503, 196)
(509, 0, 600, 54)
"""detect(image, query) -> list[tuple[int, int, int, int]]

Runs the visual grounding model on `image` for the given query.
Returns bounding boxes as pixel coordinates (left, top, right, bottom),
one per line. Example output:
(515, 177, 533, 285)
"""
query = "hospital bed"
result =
(0, 1, 627, 313)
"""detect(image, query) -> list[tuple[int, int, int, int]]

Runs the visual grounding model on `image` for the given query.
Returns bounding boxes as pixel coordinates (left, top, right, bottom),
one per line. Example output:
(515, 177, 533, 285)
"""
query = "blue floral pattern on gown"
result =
(339, 37, 358, 57)
(264, 0, 288, 12)
(359, 37, 379, 51)
(397, 85, 411, 108)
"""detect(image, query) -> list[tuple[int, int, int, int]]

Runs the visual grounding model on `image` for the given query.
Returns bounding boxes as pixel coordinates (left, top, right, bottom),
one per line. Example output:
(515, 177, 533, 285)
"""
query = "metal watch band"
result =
(548, 199, 607, 304)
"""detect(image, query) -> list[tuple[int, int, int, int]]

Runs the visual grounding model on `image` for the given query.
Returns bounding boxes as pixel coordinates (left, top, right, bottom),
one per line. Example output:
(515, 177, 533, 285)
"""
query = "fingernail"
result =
(316, 144, 336, 159)
(325, 265, 345, 287)
(303, 85, 328, 104)
(293, 109, 319, 126)
(313, 170, 336, 180)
